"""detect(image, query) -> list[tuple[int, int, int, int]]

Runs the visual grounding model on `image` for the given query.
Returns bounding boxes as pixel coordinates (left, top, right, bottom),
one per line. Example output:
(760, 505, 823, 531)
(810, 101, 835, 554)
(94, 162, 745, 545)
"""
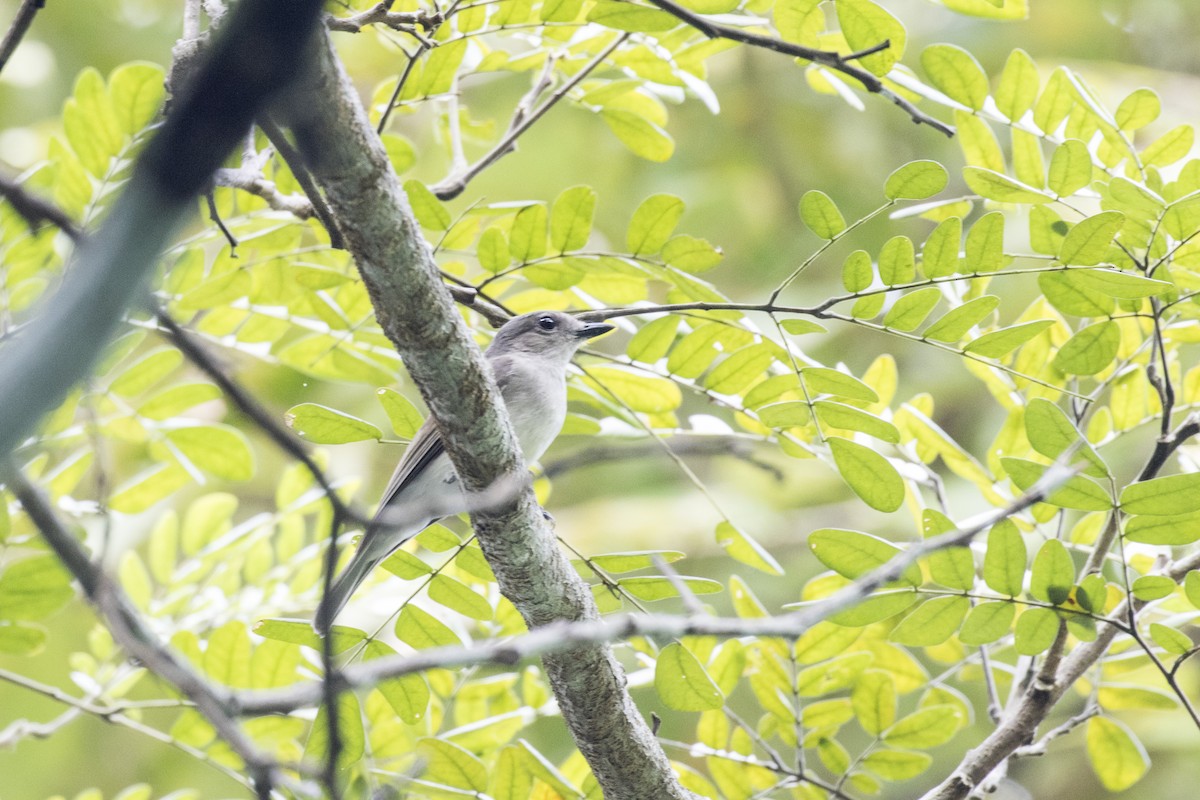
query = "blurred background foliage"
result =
(3, 0, 1200, 798)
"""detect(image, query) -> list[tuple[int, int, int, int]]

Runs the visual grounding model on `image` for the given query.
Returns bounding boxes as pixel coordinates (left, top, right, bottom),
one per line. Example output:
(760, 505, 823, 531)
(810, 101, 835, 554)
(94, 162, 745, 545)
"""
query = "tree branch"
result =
(0, 173, 82, 241)
(275, 27, 698, 799)
(0, 0, 43, 78)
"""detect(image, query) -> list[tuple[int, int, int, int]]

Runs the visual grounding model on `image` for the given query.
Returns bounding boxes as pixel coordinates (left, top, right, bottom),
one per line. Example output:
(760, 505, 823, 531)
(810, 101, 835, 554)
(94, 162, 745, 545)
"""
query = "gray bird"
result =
(315, 310, 613, 632)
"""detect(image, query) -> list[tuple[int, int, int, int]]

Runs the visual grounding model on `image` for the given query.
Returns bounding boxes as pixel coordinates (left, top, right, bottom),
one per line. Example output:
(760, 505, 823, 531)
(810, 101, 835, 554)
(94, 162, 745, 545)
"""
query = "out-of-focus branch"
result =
(0, 0, 326, 459)
(0, 173, 82, 242)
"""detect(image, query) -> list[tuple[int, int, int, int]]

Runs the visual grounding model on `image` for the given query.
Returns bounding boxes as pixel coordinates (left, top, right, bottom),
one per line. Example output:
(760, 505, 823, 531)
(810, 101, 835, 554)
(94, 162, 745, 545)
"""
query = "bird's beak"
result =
(575, 321, 615, 340)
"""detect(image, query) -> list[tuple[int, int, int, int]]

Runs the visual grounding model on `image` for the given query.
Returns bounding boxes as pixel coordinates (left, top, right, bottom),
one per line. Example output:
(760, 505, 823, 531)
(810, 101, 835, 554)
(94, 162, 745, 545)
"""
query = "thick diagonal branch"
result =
(277, 28, 696, 800)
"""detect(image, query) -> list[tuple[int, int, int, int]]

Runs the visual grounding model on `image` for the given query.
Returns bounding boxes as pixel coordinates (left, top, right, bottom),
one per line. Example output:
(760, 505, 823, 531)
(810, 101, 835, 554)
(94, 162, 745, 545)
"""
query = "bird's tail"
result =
(313, 548, 382, 635)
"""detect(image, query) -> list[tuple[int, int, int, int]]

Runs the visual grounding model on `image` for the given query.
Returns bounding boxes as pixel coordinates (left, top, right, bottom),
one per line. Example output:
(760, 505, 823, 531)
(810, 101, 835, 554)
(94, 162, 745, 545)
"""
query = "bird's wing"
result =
(371, 417, 447, 524)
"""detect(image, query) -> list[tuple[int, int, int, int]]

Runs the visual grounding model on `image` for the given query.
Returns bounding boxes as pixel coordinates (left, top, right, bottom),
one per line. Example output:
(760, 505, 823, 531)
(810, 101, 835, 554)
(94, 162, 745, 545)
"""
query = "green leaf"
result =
(428, 574, 492, 621)
(781, 318, 827, 336)
(964, 320, 1053, 358)
(829, 437, 905, 512)
(882, 705, 961, 749)
(477, 226, 510, 273)
(1029, 539, 1075, 605)
(109, 464, 190, 514)
(885, 160, 948, 200)
(861, 749, 933, 781)
(254, 618, 365, 653)
(1115, 88, 1160, 131)
(284, 403, 382, 444)
(110, 349, 182, 397)
(1047, 139, 1093, 196)
(0, 557, 73, 621)
(365, 641, 430, 723)
(662, 235, 723, 273)
(941, 0, 1027, 19)
(808, 528, 919, 584)
(923, 295, 998, 342)
(1052, 321, 1119, 375)
(963, 167, 1054, 203)
(381, 549, 434, 579)
(1024, 398, 1107, 478)
(959, 601, 1015, 645)
(1038, 271, 1115, 317)
(994, 48, 1038, 121)
(1121, 473, 1200, 515)
(800, 190, 846, 238)
(921, 510, 975, 591)
(704, 344, 775, 394)
(1069, 268, 1173, 299)
(580, 550, 685, 574)
(1001, 457, 1113, 511)
(921, 44, 988, 110)
(420, 738, 489, 792)
(618, 575, 722, 601)
(883, 287, 940, 332)
(627, 194, 685, 254)
(983, 520, 1025, 596)
(0, 621, 47, 655)
(1143, 125, 1194, 168)
(1131, 576, 1176, 601)
(964, 211, 1006, 272)
(1014, 607, 1059, 655)
(796, 651, 873, 697)
(307, 693, 364, 770)
(1086, 717, 1148, 792)
(377, 388, 425, 438)
(655, 642, 723, 711)
(852, 670, 896, 735)
(137, 383, 222, 420)
(758, 401, 812, 428)
(627, 316, 680, 363)
(1058, 211, 1124, 266)
(878, 235, 915, 285)
(550, 185, 596, 252)
(396, 605, 462, 649)
(815, 401, 899, 443)
(109, 62, 164, 135)
(828, 591, 919, 626)
(1124, 512, 1200, 545)
(836, 0, 906, 76)
(803, 367, 879, 403)
(602, 110, 674, 162)
(509, 203, 548, 262)
(587, 0, 678, 30)
(1149, 622, 1192, 654)
(716, 521, 784, 576)
(418, 39, 467, 95)
(404, 180, 451, 230)
(585, 365, 682, 412)
(1187, 571, 1200, 609)
(921, 216, 961, 278)
(842, 249, 874, 291)
(167, 425, 255, 481)
(890, 596, 969, 646)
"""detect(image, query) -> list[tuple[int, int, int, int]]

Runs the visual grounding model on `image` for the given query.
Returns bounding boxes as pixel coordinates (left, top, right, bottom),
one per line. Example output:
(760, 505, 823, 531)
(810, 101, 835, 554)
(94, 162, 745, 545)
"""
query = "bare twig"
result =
(431, 34, 629, 200)
(258, 117, 345, 249)
(205, 190, 239, 251)
(213, 166, 316, 218)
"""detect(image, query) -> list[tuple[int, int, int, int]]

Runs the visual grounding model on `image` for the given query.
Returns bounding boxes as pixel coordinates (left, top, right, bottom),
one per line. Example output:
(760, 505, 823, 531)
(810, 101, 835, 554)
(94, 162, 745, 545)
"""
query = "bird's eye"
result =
(537, 316, 557, 331)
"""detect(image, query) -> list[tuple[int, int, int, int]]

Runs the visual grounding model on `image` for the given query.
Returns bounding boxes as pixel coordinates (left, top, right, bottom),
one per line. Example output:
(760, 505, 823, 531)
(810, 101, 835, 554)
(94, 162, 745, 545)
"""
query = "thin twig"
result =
(258, 117, 345, 249)
(0, 0, 44, 78)
(0, 173, 82, 242)
(431, 34, 629, 199)
(641, 0, 954, 136)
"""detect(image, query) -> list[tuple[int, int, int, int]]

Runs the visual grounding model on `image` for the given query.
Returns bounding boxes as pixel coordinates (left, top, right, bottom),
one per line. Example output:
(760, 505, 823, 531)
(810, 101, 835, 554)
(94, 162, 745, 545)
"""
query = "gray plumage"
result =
(314, 310, 613, 632)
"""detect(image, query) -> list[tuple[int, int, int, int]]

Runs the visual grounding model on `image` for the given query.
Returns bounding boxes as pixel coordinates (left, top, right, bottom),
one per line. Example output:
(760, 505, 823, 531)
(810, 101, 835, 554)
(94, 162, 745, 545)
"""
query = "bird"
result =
(314, 310, 614, 632)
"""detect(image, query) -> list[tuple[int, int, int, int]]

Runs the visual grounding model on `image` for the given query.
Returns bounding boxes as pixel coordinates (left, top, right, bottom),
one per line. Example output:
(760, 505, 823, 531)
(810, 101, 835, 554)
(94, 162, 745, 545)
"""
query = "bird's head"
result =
(486, 310, 614, 363)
